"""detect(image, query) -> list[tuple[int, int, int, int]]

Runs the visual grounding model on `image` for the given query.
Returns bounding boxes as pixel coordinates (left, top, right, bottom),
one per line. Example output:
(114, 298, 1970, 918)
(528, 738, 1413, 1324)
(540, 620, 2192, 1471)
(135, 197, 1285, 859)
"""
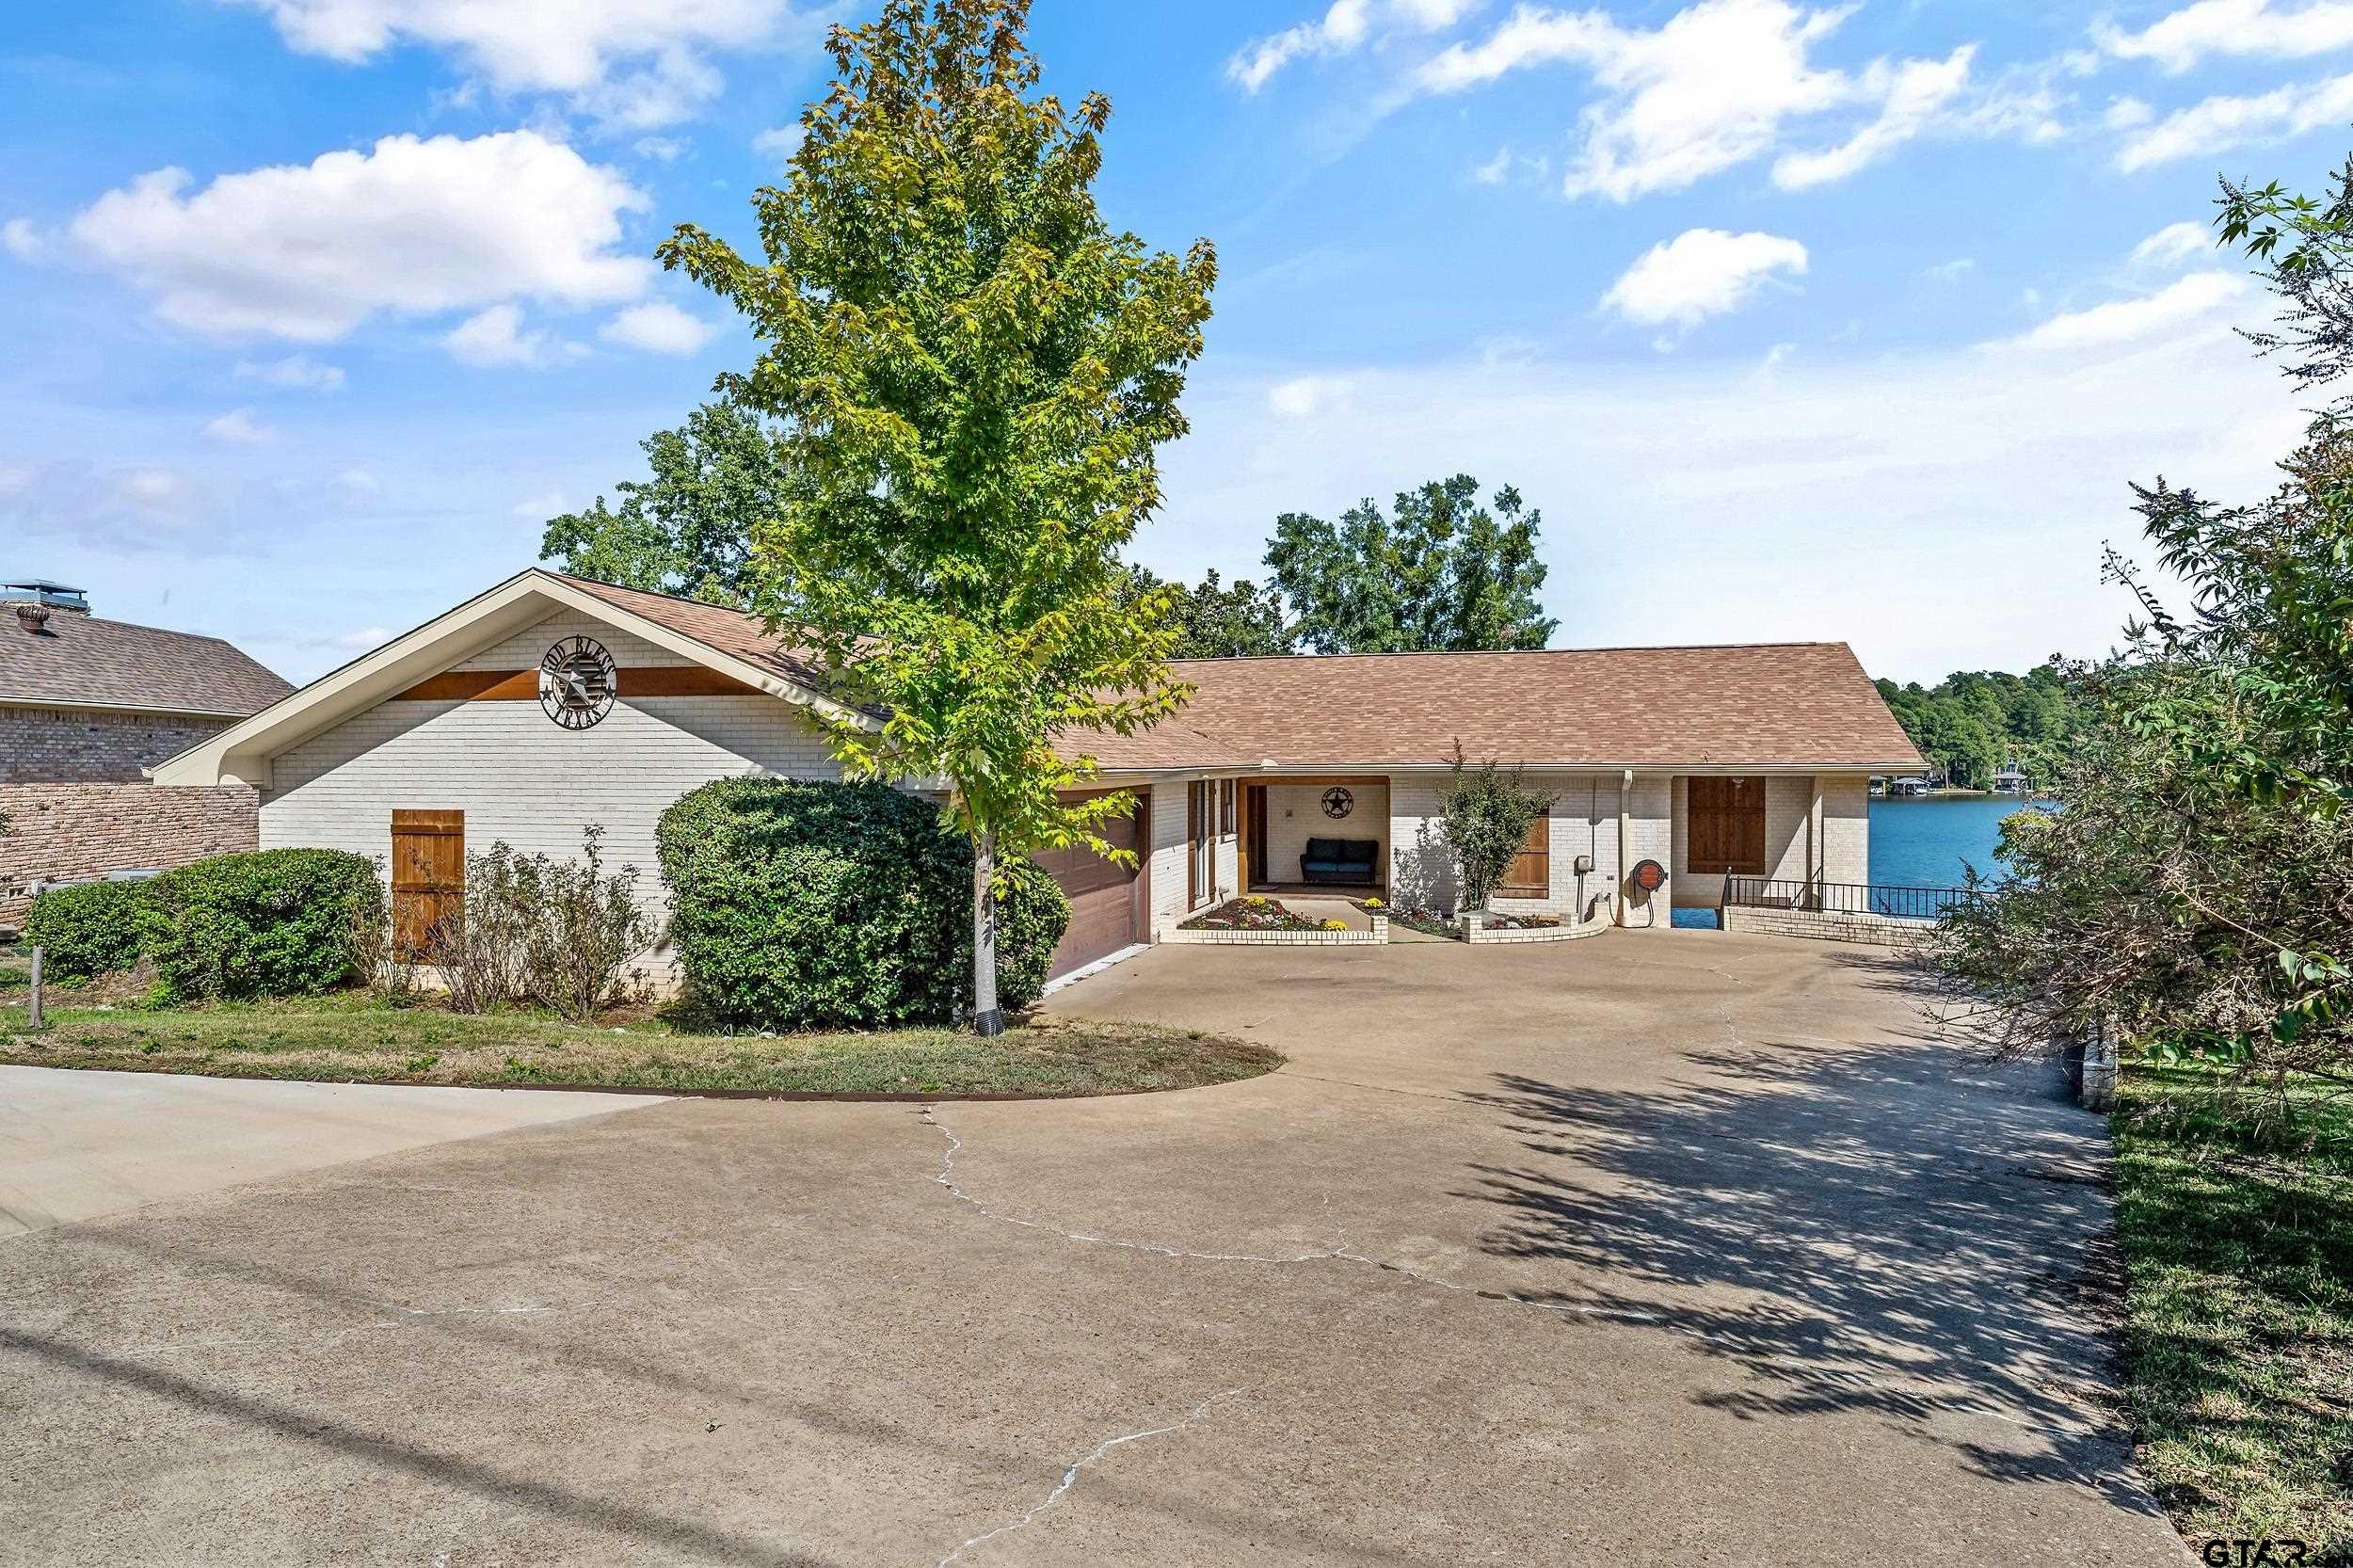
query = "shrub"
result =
(657, 777, 1070, 1030)
(1438, 743, 1556, 912)
(24, 879, 152, 980)
(137, 849, 382, 1001)
(408, 830, 653, 1022)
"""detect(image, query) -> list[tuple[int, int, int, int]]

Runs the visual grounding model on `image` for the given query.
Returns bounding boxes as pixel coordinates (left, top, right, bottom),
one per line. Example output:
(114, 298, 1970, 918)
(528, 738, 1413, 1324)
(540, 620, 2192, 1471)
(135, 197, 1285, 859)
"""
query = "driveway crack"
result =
(934, 1388, 1246, 1567)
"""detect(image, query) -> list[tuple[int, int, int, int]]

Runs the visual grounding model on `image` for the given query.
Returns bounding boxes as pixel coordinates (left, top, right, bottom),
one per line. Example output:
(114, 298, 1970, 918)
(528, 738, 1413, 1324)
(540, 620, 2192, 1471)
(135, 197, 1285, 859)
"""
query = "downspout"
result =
(1616, 769, 1633, 926)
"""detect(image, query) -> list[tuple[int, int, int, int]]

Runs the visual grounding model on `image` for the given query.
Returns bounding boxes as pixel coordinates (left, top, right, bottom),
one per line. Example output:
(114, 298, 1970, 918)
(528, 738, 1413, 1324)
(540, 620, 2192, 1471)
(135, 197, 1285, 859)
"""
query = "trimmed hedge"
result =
(136, 849, 382, 1002)
(24, 880, 152, 981)
(657, 778, 1071, 1030)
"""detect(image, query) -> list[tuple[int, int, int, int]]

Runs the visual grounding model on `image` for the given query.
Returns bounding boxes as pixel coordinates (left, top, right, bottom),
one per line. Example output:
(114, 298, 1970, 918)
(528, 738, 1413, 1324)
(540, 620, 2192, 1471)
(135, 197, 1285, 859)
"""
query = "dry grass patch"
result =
(0, 988, 1281, 1097)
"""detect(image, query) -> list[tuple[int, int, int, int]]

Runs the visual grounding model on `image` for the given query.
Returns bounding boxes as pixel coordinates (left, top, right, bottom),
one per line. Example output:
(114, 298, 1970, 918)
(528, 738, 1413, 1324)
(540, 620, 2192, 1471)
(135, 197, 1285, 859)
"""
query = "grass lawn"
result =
(0, 977, 1281, 1097)
(2112, 1064, 2353, 1561)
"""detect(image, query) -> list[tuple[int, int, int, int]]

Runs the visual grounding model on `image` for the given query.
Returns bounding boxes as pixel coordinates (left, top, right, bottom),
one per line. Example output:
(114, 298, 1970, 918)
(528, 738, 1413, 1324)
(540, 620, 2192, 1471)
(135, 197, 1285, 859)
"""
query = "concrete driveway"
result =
(0, 933, 2184, 1566)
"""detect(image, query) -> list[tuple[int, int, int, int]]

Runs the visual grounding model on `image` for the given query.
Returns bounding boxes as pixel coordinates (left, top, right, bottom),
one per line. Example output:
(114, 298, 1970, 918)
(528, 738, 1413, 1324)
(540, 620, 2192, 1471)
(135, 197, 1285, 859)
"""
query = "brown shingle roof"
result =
(554, 576, 836, 691)
(1073, 643, 1924, 772)
(550, 576, 1919, 774)
(0, 609, 293, 717)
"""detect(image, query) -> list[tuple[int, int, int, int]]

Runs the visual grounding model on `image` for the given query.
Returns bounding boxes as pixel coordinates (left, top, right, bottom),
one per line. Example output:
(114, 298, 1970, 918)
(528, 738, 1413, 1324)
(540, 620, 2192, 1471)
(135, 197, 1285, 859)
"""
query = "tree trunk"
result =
(971, 829, 1004, 1037)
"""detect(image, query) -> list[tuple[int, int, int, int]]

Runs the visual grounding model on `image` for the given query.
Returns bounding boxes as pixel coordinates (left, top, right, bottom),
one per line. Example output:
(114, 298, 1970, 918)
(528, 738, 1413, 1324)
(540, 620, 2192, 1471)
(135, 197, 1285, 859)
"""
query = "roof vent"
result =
(16, 602, 52, 635)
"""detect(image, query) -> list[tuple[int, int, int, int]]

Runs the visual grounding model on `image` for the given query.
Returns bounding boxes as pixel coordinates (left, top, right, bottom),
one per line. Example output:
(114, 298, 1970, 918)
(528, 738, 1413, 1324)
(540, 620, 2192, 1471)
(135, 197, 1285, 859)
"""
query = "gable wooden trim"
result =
(392, 665, 766, 702)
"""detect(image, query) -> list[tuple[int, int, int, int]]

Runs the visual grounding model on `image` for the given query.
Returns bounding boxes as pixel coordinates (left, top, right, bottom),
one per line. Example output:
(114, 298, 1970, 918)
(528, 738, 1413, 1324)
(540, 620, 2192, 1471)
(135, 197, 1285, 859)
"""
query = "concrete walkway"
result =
(0, 934, 2185, 1566)
(0, 1066, 660, 1237)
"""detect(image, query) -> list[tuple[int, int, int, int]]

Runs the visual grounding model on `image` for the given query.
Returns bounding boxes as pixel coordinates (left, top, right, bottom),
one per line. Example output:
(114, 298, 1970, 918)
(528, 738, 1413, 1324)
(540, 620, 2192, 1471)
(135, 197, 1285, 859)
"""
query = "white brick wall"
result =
(1146, 781, 1192, 938)
(1820, 774, 1869, 885)
(1263, 781, 1387, 883)
(1390, 771, 1638, 923)
(261, 615, 844, 947)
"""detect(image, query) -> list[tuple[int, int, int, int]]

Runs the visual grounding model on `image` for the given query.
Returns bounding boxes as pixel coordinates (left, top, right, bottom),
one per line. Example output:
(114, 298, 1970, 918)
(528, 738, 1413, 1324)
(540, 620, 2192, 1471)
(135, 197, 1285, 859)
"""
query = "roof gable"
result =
(148, 570, 860, 788)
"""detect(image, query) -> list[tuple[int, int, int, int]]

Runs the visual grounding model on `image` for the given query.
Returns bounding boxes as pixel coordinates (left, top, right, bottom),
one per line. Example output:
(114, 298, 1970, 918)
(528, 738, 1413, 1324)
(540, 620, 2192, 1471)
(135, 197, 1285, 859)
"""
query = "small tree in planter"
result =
(1439, 744, 1555, 915)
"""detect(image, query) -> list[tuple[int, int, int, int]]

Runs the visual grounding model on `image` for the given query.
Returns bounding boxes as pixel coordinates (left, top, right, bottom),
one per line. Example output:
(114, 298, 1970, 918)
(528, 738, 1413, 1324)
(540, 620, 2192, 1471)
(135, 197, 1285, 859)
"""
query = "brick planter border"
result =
(1164, 915, 1389, 946)
(1459, 911, 1611, 945)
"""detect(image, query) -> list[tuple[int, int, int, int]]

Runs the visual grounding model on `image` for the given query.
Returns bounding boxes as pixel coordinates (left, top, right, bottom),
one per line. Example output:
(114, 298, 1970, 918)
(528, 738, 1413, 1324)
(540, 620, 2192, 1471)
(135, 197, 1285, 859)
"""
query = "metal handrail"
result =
(1721, 876, 1977, 921)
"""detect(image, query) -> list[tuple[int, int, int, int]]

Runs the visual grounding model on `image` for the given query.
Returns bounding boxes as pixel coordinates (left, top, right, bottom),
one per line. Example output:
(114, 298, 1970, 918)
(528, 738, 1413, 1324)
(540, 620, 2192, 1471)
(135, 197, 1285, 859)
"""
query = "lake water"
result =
(1870, 795, 2048, 889)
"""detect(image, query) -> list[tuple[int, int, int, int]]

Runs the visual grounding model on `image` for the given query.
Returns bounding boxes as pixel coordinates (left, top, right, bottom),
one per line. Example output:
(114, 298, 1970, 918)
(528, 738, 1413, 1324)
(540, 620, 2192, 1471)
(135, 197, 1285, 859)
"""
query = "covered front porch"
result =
(1240, 776, 1391, 898)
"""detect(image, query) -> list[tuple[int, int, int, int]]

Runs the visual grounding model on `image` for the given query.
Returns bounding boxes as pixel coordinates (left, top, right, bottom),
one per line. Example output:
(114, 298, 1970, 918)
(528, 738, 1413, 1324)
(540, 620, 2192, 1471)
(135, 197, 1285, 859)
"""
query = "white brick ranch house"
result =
(151, 570, 1926, 982)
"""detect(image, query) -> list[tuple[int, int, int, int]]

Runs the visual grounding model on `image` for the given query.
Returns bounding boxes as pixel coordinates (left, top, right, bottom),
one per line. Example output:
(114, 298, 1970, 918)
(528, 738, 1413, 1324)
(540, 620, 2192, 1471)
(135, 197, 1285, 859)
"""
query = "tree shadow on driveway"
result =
(1460, 1036, 2161, 1519)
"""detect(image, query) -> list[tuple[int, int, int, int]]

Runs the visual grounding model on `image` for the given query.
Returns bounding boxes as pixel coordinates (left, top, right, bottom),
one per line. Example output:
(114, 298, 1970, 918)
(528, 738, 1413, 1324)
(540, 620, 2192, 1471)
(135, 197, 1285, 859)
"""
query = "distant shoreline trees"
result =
(1874, 666, 2088, 789)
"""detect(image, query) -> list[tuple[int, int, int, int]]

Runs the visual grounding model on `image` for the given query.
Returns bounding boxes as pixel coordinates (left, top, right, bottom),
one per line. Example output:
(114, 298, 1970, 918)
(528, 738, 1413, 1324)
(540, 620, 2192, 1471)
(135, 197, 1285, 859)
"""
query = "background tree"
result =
(1117, 565, 1292, 657)
(659, 0, 1215, 1034)
(1874, 666, 2087, 788)
(538, 400, 783, 606)
(1266, 474, 1558, 653)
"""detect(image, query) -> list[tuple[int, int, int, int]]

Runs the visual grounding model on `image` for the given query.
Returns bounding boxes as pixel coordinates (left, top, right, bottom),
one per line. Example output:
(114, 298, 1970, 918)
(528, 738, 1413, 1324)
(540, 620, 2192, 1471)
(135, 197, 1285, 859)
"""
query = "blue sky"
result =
(3, 1, 2348, 684)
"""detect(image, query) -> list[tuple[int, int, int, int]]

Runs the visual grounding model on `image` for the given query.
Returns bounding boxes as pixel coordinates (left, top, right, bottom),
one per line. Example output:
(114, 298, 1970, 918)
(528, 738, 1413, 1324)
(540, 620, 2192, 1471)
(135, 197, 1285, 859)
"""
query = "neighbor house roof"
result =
(0, 608, 293, 718)
(1070, 643, 1925, 773)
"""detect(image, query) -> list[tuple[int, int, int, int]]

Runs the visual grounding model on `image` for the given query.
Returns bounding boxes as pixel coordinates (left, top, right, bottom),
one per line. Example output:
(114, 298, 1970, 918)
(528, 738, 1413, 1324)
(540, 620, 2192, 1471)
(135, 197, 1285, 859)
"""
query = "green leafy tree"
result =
(538, 400, 783, 606)
(1118, 565, 1292, 657)
(1937, 162, 2353, 1106)
(1875, 668, 2088, 789)
(1266, 474, 1559, 653)
(658, 0, 1215, 1034)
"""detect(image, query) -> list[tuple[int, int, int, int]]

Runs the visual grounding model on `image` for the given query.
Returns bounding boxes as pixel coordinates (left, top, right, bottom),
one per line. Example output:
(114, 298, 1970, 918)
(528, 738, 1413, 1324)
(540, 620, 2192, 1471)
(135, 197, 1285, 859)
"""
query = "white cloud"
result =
(2, 218, 45, 262)
(1228, 0, 1471, 92)
(234, 352, 345, 391)
(2096, 0, 2353, 73)
(202, 408, 278, 443)
(1415, 0, 2023, 200)
(1469, 145, 1514, 185)
(600, 300, 719, 356)
(2131, 220, 2214, 269)
(336, 625, 392, 649)
(751, 124, 805, 168)
(1997, 270, 2247, 351)
(1149, 283, 2295, 684)
(2114, 68, 2353, 169)
(71, 131, 650, 342)
(1267, 376, 1355, 417)
(1771, 47, 1977, 190)
(222, 0, 808, 128)
(441, 304, 587, 369)
(1601, 228, 1808, 332)
(2104, 96, 2154, 130)
(632, 136, 689, 162)
(1922, 257, 1977, 281)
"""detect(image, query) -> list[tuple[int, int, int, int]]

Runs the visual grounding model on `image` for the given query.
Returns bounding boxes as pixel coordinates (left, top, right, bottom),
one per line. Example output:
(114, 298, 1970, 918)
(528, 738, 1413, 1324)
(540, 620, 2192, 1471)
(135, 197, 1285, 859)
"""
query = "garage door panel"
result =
(1040, 794, 1144, 982)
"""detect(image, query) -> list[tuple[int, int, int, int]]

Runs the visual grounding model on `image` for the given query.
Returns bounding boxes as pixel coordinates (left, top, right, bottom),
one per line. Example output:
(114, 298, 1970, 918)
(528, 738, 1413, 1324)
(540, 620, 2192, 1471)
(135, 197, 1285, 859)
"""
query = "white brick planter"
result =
(1459, 910, 1611, 945)
(1721, 906, 1935, 948)
(1164, 915, 1389, 946)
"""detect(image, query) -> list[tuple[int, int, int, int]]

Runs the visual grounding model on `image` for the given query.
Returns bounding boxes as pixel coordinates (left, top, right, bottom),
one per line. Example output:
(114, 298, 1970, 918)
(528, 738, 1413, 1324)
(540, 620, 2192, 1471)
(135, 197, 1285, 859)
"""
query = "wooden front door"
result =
(390, 809, 464, 957)
(1687, 777, 1767, 876)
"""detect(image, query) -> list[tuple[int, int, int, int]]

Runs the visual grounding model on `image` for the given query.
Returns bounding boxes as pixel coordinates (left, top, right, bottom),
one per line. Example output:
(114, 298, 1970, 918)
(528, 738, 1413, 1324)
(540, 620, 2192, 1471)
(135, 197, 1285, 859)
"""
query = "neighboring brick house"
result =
(152, 568, 1925, 982)
(1, 582, 294, 930)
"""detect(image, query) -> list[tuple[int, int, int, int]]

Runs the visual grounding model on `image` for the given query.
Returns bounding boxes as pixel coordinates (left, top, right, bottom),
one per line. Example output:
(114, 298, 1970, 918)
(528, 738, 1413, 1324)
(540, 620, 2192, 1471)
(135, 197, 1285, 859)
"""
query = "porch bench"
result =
(1300, 837, 1380, 886)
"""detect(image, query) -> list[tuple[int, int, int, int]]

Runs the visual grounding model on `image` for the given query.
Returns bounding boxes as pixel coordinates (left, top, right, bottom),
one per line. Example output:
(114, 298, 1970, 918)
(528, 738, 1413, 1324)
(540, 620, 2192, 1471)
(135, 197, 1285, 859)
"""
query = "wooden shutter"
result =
(1497, 812, 1550, 898)
(391, 809, 464, 958)
(1689, 778, 1768, 876)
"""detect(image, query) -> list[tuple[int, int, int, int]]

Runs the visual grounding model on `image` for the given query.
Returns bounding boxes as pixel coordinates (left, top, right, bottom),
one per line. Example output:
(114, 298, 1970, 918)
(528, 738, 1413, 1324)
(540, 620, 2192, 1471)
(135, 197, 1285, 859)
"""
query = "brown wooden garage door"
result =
(1033, 791, 1148, 982)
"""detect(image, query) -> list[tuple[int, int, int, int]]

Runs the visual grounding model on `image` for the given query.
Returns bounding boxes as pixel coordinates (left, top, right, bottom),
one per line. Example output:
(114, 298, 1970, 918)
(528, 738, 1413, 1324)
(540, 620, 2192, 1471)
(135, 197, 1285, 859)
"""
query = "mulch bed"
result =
(1180, 896, 1342, 933)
